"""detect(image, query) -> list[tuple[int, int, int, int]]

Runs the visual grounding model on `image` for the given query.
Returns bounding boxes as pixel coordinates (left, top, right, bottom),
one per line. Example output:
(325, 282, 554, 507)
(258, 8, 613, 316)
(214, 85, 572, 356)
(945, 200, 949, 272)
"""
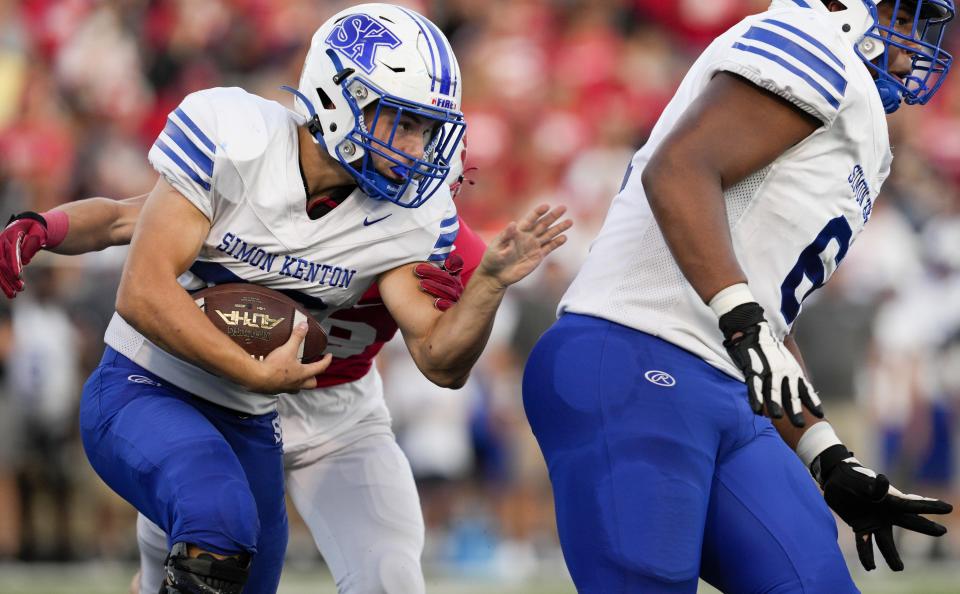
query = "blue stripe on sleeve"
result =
(433, 229, 458, 249)
(440, 214, 459, 228)
(762, 19, 844, 70)
(174, 108, 216, 152)
(732, 43, 840, 109)
(428, 252, 449, 262)
(164, 119, 213, 177)
(791, 0, 810, 6)
(741, 26, 846, 96)
(154, 139, 212, 191)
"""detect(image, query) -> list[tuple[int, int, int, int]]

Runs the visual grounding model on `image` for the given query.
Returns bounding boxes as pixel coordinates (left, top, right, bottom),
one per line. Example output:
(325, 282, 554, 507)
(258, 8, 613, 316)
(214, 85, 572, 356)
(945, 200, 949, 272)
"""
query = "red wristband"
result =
(41, 209, 69, 249)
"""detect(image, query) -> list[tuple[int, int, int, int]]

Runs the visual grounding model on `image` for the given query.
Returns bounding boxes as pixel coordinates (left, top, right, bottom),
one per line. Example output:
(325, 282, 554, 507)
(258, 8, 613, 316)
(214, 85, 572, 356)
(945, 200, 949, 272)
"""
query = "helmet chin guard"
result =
(291, 3, 466, 208)
(806, 0, 954, 113)
(860, 0, 954, 113)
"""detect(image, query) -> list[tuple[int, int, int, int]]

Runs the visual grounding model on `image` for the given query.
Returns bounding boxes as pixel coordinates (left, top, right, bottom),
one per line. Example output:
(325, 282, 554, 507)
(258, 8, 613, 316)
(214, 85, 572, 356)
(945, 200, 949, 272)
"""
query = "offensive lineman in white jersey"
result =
(1, 5, 571, 594)
(523, 1, 952, 592)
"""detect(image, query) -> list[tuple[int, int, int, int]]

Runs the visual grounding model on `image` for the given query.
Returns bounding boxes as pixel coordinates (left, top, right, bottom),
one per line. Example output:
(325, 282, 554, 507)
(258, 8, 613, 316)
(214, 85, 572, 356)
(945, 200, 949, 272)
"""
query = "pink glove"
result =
(414, 253, 465, 311)
(0, 211, 68, 299)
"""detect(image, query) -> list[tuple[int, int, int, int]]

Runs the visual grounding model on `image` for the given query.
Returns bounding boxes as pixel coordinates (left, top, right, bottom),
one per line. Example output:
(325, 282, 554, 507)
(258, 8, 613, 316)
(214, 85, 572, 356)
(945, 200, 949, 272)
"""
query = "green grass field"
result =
(1, 563, 959, 594)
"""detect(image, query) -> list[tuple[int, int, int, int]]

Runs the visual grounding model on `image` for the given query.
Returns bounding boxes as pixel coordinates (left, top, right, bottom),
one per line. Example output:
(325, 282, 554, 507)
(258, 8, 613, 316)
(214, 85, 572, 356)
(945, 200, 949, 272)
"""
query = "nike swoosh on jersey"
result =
(363, 214, 393, 226)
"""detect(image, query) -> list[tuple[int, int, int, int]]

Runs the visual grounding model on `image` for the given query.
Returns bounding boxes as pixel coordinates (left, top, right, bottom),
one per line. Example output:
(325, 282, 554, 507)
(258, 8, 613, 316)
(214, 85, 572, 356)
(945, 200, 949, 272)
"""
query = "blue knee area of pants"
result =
(701, 425, 858, 594)
(523, 314, 856, 594)
(80, 347, 285, 560)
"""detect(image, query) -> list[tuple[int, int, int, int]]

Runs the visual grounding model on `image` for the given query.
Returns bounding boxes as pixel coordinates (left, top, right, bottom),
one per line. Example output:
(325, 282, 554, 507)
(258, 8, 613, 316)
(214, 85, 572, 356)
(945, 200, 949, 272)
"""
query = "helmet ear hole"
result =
(316, 88, 335, 110)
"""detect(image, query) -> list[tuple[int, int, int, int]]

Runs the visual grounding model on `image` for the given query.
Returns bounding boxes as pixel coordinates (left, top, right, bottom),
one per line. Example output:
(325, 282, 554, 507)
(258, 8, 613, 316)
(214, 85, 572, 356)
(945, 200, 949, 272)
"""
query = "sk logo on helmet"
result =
(325, 14, 402, 74)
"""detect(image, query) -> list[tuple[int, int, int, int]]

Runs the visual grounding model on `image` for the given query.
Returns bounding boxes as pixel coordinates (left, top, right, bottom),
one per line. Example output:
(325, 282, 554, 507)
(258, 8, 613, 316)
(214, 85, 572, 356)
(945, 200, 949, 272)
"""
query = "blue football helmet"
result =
(290, 3, 466, 208)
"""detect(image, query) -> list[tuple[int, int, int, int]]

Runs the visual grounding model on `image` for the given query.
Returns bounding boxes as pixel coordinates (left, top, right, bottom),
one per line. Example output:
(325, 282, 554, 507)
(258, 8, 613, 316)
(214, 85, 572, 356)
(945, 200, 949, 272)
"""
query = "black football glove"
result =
(813, 443, 954, 571)
(718, 302, 823, 427)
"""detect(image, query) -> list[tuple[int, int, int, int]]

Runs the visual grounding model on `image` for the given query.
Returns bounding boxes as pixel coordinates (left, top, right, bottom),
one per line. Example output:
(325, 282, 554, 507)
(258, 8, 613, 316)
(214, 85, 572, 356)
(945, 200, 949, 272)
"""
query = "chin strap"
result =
(280, 85, 327, 149)
(875, 78, 902, 114)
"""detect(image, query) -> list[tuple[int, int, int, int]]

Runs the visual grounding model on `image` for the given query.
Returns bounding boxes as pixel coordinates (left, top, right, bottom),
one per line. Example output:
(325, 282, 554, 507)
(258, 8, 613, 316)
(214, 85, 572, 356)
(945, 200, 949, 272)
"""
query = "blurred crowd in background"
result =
(0, 0, 958, 582)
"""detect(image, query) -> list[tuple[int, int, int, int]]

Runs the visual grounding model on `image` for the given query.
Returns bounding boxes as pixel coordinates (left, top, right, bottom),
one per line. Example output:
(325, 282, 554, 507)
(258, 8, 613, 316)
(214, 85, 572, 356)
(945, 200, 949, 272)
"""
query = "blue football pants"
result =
(80, 347, 288, 594)
(522, 314, 859, 594)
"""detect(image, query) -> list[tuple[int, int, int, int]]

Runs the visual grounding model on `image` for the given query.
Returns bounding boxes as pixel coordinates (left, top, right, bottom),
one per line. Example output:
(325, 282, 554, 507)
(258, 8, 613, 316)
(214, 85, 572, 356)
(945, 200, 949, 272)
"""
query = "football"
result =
(193, 284, 327, 363)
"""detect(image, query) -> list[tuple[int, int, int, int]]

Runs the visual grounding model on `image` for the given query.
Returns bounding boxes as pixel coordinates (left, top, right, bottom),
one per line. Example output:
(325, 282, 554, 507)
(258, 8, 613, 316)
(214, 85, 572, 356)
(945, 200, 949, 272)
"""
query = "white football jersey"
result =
(559, 3, 892, 379)
(105, 87, 458, 415)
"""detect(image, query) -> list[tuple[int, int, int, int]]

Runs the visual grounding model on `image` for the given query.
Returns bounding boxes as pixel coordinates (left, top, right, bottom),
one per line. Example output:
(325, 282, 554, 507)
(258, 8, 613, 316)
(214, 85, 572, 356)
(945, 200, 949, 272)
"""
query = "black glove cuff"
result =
(6, 211, 47, 229)
(811, 443, 853, 486)
(718, 302, 765, 340)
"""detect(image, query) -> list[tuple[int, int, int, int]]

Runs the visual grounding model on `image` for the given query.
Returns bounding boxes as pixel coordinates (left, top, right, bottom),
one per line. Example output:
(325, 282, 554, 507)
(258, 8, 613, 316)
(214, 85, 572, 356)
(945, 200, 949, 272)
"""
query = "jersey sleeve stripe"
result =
(428, 251, 450, 262)
(789, 0, 810, 7)
(154, 139, 212, 191)
(732, 42, 841, 109)
(761, 19, 844, 70)
(173, 108, 216, 152)
(433, 229, 458, 249)
(440, 214, 459, 228)
(163, 119, 214, 177)
(741, 26, 847, 96)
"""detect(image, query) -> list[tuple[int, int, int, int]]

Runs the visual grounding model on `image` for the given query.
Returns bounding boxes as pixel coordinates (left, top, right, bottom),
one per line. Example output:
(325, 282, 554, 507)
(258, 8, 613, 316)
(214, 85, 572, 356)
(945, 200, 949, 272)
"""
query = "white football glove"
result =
(710, 284, 823, 427)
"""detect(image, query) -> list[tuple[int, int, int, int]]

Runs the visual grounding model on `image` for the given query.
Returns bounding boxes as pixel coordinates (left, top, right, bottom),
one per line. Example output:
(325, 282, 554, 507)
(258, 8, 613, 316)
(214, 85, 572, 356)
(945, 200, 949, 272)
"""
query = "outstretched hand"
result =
(0, 214, 49, 299)
(477, 204, 572, 289)
(816, 445, 953, 571)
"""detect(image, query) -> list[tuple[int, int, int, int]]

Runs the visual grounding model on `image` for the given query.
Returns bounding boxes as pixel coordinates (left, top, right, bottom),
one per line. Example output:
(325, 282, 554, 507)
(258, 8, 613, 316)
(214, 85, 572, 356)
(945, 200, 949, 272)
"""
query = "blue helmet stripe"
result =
(741, 26, 847, 96)
(762, 19, 844, 70)
(398, 7, 452, 96)
(154, 139, 212, 191)
(397, 7, 437, 92)
(421, 18, 454, 96)
(174, 108, 216, 152)
(732, 42, 841, 109)
(163, 119, 213, 177)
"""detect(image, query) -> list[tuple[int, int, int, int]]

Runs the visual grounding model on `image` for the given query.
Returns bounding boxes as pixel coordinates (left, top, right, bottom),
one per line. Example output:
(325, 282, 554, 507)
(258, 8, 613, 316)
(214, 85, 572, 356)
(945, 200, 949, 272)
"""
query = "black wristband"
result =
(811, 443, 853, 486)
(6, 211, 47, 228)
(718, 302, 765, 340)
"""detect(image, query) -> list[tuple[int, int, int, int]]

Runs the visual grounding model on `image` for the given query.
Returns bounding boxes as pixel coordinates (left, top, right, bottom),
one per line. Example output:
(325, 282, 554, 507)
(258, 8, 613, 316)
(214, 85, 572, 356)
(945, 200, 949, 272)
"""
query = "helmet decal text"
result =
(325, 14, 402, 74)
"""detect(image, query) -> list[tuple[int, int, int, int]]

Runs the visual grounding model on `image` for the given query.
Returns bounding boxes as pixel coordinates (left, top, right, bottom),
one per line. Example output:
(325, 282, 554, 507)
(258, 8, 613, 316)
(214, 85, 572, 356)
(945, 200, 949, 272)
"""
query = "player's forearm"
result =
(49, 194, 146, 254)
(116, 273, 261, 388)
(412, 270, 506, 388)
(641, 156, 747, 303)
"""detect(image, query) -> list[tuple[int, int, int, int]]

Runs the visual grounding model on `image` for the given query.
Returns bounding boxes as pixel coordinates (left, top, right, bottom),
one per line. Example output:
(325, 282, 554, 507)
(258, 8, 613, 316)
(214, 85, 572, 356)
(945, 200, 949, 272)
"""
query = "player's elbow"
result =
(642, 147, 683, 207)
(422, 366, 469, 389)
(115, 277, 156, 328)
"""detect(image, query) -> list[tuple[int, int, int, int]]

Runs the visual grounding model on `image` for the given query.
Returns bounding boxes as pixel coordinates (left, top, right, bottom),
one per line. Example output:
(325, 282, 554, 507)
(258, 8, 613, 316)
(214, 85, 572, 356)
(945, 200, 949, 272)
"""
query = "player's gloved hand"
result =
(813, 443, 953, 571)
(0, 212, 55, 299)
(414, 253, 465, 311)
(710, 283, 823, 427)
